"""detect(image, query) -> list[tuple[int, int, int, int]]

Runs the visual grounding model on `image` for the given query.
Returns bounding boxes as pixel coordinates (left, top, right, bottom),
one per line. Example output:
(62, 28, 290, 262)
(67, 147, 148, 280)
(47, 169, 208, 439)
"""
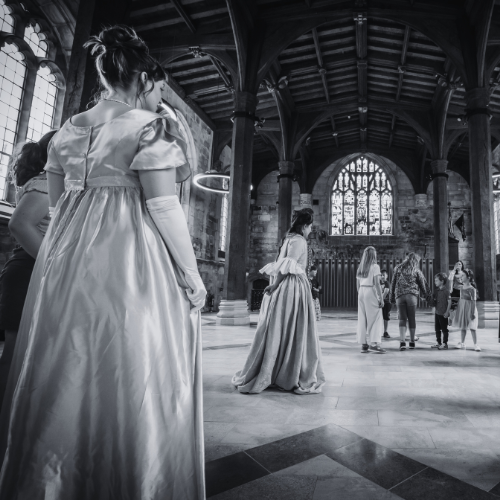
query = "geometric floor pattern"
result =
(202, 309, 500, 499)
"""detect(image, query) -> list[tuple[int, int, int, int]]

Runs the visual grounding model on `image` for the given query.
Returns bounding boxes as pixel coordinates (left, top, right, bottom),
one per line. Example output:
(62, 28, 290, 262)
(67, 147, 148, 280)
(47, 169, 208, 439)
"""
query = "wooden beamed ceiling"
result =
(128, 0, 500, 188)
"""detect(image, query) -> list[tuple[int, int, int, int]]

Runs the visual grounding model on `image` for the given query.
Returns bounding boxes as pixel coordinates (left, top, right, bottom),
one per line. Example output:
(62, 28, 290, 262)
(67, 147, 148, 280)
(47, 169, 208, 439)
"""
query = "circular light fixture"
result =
(193, 172, 230, 194)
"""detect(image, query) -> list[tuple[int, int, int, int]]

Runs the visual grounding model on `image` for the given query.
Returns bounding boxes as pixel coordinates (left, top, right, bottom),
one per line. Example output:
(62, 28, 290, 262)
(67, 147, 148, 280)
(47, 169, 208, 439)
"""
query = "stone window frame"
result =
(0, 1, 66, 201)
(324, 153, 399, 240)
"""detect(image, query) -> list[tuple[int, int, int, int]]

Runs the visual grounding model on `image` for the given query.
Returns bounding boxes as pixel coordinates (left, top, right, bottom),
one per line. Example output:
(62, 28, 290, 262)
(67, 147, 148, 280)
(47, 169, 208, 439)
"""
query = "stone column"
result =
(430, 159, 449, 274)
(217, 91, 258, 326)
(61, 0, 97, 123)
(466, 87, 499, 326)
(278, 161, 294, 240)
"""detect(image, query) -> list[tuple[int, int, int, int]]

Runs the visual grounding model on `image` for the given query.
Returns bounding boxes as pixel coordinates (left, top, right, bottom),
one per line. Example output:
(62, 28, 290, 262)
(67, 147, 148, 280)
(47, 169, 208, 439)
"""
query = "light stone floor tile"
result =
(340, 425, 436, 449)
(200, 309, 500, 495)
(221, 423, 317, 446)
(377, 410, 474, 428)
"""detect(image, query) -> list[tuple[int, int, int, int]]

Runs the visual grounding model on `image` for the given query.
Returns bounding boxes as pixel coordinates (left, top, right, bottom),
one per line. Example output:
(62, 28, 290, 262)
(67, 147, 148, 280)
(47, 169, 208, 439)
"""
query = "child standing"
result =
(430, 273, 451, 349)
(380, 269, 391, 339)
(453, 268, 480, 351)
(309, 265, 322, 321)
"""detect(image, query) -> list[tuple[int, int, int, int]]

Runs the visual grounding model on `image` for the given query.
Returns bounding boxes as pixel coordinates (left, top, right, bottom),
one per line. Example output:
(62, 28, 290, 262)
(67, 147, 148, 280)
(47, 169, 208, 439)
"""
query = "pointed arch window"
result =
(0, 0, 15, 33)
(0, 42, 26, 198)
(331, 157, 393, 236)
(27, 65, 57, 141)
(24, 22, 48, 57)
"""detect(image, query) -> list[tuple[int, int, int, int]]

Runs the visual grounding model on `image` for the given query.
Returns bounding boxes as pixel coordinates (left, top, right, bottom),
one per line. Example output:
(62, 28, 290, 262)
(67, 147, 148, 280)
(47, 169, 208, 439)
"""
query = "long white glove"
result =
(146, 195, 206, 312)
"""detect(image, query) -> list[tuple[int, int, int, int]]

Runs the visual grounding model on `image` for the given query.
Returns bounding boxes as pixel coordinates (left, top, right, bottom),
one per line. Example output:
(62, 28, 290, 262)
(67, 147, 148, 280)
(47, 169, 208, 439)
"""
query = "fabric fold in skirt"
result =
(0, 186, 205, 500)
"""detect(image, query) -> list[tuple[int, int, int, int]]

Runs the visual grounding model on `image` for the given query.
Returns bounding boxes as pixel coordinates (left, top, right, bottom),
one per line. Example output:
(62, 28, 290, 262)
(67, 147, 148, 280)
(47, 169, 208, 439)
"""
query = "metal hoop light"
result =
(193, 172, 230, 194)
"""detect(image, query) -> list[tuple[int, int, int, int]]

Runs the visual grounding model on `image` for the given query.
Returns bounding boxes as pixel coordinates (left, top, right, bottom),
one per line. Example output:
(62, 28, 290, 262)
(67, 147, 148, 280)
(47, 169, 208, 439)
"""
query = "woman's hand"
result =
(264, 284, 278, 295)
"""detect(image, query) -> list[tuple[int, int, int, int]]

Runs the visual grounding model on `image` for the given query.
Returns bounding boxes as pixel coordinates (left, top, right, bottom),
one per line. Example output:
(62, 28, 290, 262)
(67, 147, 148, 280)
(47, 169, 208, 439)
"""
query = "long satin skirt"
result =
(232, 273, 325, 394)
(0, 187, 205, 500)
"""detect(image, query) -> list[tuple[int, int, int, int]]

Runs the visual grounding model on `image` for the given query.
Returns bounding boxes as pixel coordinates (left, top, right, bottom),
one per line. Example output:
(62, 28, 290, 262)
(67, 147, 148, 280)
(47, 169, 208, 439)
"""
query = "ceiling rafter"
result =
(170, 0, 196, 33)
(354, 7, 368, 146)
(389, 25, 411, 148)
(311, 27, 338, 147)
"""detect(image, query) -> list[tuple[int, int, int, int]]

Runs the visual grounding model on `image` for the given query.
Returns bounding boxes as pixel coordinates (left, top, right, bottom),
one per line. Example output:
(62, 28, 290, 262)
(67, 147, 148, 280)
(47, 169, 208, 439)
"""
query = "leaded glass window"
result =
(331, 157, 393, 235)
(0, 0, 15, 33)
(27, 65, 57, 141)
(24, 23, 48, 57)
(220, 178, 229, 252)
(0, 43, 26, 198)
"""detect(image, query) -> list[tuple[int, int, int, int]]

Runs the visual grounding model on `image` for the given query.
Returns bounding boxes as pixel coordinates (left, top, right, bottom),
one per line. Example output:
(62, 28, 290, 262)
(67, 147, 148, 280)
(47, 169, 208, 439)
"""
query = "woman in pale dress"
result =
(0, 26, 206, 499)
(232, 210, 325, 394)
(356, 246, 386, 354)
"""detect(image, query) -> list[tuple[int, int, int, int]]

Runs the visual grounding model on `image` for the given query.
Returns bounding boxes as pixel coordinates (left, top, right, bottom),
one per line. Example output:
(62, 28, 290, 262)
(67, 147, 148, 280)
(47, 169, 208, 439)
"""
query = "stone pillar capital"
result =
(233, 91, 259, 114)
(430, 159, 448, 174)
(465, 87, 490, 109)
(278, 160, 295, 174)
(299, 193, 313, 209)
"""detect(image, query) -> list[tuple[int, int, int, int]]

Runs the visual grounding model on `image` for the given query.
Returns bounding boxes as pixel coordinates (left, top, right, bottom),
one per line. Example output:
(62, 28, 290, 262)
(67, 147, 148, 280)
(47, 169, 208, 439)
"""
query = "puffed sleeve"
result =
(260, 236, 306, 276)
(129, 118, 191, 183)
(372, 264, 381, 276)
(22, 176, 48, 196)
(44, 136, 64, 176)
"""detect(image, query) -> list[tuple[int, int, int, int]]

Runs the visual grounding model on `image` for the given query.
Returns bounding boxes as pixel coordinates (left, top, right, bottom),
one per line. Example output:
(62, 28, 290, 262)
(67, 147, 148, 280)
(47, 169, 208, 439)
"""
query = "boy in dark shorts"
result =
(431, 272, 451, 349)
(381, 269, 391, 339)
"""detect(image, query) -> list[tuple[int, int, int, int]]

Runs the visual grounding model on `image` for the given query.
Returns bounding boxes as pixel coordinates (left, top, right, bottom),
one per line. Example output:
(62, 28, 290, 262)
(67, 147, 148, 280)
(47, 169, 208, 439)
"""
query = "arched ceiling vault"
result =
(127, 0, 500, 193)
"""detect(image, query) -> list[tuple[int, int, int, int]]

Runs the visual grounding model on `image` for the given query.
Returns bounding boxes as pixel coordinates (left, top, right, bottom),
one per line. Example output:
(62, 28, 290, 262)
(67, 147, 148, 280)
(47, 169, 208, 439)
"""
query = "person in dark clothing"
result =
(309, 265, 322, 321)
(430, 273, 451, 349)
(380, 269, 391, 339)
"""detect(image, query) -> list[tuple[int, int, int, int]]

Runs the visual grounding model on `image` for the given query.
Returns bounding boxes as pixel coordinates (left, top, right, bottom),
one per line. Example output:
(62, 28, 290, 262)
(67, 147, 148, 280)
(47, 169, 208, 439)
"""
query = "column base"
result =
(476, 301, 500, 329)
(216, 300, 250, 325)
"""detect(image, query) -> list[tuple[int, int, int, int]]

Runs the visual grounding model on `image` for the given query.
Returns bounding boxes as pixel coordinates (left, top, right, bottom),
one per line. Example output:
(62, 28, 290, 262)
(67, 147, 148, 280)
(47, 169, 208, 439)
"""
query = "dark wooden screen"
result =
(314, 258, 434, 309)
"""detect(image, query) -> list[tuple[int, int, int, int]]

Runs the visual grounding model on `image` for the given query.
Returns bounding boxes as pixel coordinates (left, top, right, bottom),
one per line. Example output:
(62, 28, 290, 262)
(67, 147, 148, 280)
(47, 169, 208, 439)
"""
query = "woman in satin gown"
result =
(0, 26, 206, 500)
(232, 210, 325, 395)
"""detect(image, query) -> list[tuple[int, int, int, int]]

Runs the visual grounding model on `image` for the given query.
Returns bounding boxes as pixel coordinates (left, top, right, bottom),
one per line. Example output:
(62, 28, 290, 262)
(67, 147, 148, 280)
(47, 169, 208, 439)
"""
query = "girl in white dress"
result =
(356, 246, 386, 354)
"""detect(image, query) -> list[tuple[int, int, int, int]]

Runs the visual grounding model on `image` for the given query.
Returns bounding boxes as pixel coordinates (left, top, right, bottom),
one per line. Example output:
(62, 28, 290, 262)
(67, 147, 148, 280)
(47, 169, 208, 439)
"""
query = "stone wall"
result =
(248, 154, 474, 288)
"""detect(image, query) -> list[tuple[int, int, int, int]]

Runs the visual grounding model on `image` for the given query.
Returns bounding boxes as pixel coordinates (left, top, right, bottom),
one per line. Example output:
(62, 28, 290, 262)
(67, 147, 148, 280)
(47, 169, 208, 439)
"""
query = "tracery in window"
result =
(24, 22, 47, 57)
(219, 178, 229, 252)
(331, 157, 393, 236)
(0, 0, 15, 33)
(0, 43, 26, 198)
(27, 65, 57, 141)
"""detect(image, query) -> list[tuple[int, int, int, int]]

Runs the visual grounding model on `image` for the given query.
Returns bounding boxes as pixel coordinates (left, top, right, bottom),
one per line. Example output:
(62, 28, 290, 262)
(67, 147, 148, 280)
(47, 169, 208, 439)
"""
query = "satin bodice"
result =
(45, 109, 191, 190)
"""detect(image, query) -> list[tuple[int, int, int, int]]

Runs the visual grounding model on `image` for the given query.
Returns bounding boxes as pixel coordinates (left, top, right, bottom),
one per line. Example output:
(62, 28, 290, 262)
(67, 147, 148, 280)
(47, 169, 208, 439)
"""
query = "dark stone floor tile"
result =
(327, 438, 427, 490)
(209, 474, 317, 499)
(489, 480, 500, 497)
(205, 451, 269, 498)
(391, 467, 495, 500)
(246, 424, 362, 473)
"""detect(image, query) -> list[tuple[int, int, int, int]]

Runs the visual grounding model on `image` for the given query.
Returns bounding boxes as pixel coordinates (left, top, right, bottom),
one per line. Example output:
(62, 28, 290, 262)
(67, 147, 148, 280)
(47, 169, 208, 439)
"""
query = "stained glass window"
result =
(0, 43, 26, 198)
(0, 0, 15, 33)
(331, 157, 393, 235)
(24, 23, 48, 57)
(27, 65, 57, 141)
(220, 178, 229, 252)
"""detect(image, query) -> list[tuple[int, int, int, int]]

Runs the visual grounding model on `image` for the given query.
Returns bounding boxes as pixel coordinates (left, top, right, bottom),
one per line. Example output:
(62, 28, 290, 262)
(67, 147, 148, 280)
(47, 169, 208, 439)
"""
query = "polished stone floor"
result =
(201, 309, 500, 499)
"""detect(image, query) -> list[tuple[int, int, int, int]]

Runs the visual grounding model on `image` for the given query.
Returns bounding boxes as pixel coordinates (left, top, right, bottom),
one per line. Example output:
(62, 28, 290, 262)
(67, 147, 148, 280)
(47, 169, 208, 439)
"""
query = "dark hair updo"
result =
(84, 25, 166, 102)
(12, 130, 58, 187)
(289, 209, 313, 236)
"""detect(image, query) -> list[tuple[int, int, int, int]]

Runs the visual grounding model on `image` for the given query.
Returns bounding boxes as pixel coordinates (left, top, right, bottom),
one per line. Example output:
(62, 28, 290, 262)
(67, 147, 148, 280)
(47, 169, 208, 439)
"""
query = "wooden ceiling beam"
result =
(170, 0, 196, 33)
(390, 26, 411, 147)
(354, 7, 368, 145)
